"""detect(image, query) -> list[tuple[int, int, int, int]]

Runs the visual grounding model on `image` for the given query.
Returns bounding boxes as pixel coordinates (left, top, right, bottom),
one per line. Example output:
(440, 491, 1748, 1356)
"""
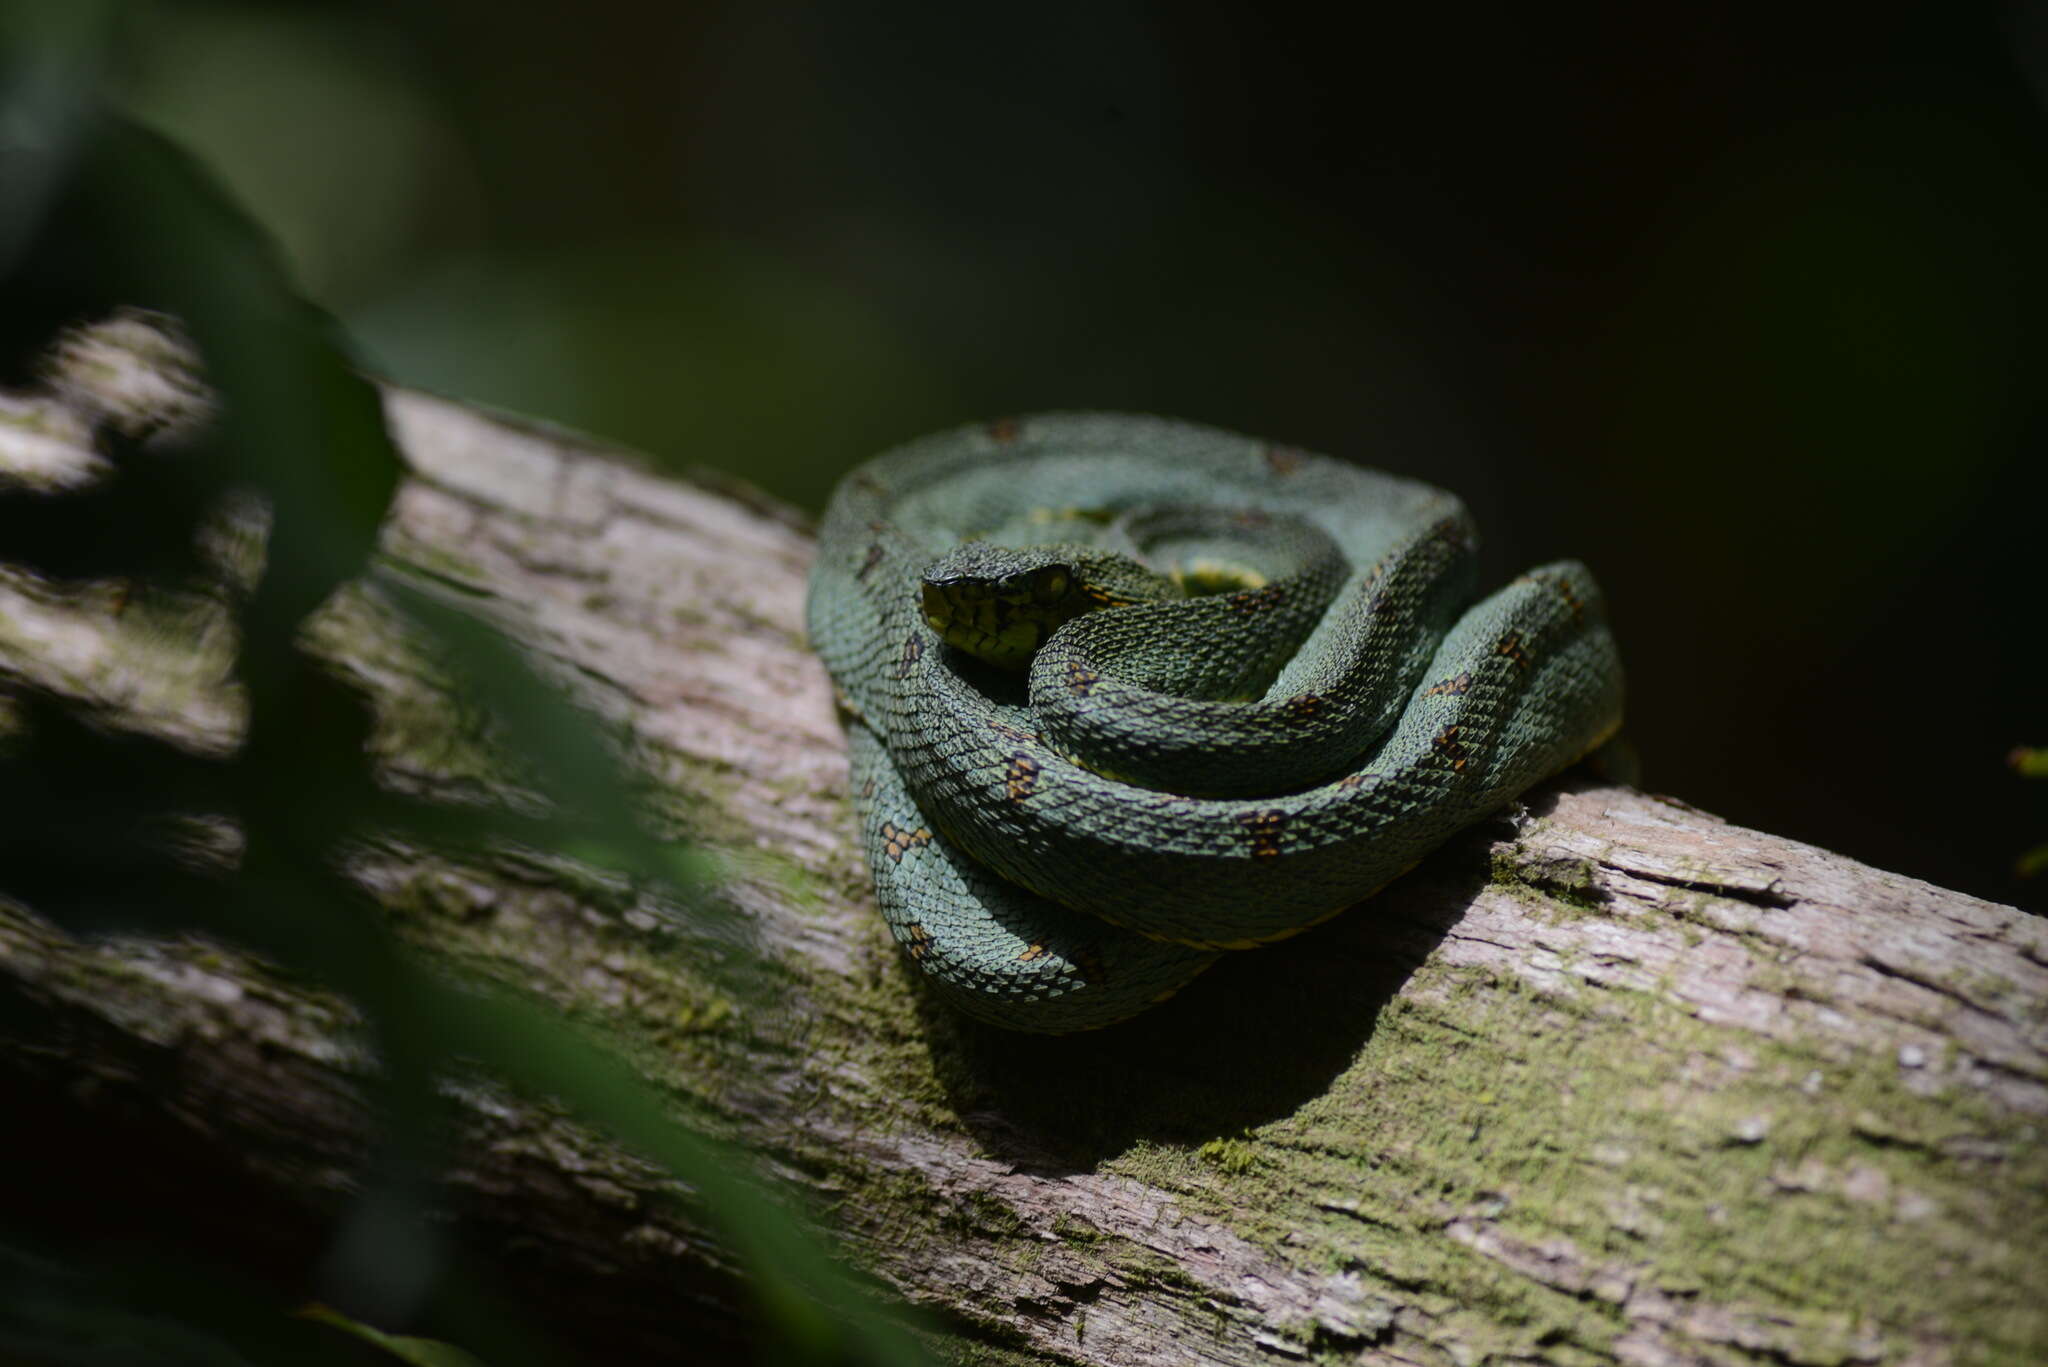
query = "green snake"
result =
(807, 414, 1624, 1032)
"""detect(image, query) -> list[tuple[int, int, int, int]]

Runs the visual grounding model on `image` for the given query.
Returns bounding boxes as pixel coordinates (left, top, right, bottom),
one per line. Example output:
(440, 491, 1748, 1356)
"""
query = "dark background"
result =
(105, 0, 2048, 910)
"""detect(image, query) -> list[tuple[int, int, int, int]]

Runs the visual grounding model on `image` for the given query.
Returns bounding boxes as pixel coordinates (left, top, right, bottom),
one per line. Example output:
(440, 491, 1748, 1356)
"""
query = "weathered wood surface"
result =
(1, 334, 2043, 1366)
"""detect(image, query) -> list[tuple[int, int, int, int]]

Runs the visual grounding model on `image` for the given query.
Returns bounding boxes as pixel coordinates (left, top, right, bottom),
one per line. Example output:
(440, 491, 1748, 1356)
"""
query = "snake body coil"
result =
(808, 414, 1624, 1032)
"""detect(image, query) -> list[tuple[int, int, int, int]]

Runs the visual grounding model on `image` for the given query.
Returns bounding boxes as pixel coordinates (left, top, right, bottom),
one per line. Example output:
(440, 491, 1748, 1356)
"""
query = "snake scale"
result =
(808, 414, 1624, 1032)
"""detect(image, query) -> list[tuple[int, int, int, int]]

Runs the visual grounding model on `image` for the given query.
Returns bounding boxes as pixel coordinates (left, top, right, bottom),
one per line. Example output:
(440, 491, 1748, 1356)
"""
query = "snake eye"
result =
(1033, 565, 1072, 602)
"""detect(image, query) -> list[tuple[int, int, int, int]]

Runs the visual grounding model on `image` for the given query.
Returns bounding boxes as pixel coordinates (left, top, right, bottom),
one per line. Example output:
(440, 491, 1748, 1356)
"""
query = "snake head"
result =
(920, 546, 1076, 668)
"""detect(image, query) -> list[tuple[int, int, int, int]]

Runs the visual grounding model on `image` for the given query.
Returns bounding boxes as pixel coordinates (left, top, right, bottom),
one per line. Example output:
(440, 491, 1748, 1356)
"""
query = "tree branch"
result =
(2, 324, 2042, 1365)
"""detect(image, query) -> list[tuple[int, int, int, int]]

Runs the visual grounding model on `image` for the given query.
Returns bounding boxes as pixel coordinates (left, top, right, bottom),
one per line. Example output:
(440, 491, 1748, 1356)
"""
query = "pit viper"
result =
(807, 414, 1624, 1032)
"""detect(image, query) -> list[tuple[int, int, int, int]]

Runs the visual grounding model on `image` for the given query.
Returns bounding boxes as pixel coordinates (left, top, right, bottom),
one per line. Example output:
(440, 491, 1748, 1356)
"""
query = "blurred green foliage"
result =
(1, 5, 928, 1363)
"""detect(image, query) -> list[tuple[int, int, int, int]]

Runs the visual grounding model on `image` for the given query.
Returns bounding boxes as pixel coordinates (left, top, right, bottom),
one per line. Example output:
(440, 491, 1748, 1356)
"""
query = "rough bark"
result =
(1, 328, 2043, 1367)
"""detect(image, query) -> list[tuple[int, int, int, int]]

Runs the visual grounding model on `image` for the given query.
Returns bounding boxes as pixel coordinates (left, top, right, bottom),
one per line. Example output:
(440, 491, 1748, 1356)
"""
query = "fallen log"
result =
(2, 326, 2042, 1365)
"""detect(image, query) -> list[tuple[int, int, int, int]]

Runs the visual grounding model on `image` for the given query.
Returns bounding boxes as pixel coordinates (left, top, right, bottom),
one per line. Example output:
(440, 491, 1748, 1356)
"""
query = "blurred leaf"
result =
(417, 981, 930, 1366)
(299, 1305, 487, 1367)
(375, 575, 711, 889)
(1, 27, 930, 1365)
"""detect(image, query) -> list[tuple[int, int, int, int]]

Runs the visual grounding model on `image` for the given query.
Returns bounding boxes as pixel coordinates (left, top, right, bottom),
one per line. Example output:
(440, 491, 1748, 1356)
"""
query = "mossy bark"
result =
(1, 326, 2043, 1366)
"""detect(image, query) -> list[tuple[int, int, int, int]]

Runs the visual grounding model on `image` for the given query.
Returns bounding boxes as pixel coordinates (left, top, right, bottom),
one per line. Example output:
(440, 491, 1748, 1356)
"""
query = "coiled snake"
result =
(808, 414, 1624, 1032)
